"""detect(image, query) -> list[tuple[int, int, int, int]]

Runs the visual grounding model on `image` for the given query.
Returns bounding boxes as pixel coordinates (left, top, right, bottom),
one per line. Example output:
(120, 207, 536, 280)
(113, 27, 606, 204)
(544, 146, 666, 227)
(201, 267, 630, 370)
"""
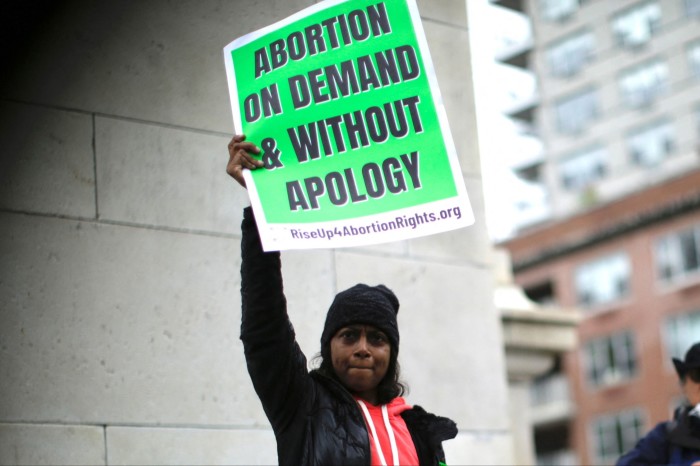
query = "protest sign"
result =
(223, 0, 474, 251)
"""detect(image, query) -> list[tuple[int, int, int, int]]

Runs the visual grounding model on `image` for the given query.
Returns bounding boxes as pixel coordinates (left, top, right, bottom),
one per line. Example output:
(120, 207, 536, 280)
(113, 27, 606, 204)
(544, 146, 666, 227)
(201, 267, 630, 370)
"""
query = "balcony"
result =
(509, 127, 545, 172)
(530, 374, 576, 426)
(484, 115, 544, 174)
(497, 64, 539, 120)
(536, 449, 579, 466)
(489, 0, 524, 12)
(492, 5, 533, 68)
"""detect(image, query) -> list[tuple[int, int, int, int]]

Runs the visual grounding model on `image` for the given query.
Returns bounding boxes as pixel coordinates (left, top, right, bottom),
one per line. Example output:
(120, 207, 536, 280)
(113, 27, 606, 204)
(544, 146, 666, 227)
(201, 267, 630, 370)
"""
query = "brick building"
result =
(491, 0, 700, 463)
(503, 170, 700, 464)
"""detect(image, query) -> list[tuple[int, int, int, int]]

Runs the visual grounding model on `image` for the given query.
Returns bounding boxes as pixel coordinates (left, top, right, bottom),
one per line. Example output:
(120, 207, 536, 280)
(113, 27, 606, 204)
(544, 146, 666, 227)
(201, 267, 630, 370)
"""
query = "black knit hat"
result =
(673, 342, 700, 379)
(321, 284, 400, 350)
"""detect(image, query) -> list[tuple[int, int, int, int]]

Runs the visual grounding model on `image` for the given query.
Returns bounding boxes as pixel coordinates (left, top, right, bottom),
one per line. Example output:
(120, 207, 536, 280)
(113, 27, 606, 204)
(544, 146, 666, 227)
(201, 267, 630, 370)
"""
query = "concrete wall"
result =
(0, 1, 513, 464)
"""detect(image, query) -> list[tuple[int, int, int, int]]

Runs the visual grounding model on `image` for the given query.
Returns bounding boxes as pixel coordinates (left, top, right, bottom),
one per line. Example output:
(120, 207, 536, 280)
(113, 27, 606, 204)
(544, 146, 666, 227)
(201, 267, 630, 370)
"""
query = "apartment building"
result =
(491, 0, 700, 464)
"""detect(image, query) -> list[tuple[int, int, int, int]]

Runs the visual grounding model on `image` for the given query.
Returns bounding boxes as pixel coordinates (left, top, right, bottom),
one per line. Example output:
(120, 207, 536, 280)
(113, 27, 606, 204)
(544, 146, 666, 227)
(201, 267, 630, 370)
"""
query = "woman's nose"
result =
(354, 336, 370, 357)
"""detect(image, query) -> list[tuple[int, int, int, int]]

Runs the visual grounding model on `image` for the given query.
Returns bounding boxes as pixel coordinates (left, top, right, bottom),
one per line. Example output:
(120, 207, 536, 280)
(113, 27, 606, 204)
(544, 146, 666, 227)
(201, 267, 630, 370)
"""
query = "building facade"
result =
(493, 0, 700, 464)
(0, 1, 514, 464)
(504, 172, 700, 465)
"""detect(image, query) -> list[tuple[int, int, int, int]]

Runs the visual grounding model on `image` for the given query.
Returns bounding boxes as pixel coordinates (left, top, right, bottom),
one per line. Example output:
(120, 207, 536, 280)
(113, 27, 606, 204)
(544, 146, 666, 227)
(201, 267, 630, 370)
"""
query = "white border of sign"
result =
(223, 0, 474, 250)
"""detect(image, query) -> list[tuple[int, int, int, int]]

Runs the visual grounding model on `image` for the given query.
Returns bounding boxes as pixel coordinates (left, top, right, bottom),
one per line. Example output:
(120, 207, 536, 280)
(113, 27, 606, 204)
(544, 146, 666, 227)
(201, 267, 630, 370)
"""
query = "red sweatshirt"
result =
(355, 397, 420, 466)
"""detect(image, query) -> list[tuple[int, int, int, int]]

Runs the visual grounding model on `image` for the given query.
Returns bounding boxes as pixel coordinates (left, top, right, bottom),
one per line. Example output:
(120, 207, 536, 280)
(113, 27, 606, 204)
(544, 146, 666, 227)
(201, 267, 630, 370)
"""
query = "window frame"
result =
(558, 144, 607, 191)
(685, 0, 700, 17)
(654, 222, 700, 286)
(583, 330, 637, 388)
(546, 28, 596, 78)
(574, 251, 631, 309)
(618, 58, 669, 109)
(663, 309, 700, 366)
(539, 0, 587, 22)
(590, 408, 646, 464)
(687, 39, 700, 79)
(625, 117, 675, 167)
(611, 1, 661, 49)
(554, 87, 600, 135)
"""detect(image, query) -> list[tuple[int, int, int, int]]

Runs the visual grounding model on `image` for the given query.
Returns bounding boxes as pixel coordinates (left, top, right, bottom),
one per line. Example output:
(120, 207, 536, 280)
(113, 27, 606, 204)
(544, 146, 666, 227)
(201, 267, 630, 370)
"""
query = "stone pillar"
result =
(0, 1, 513, 464)
(495, 249, 580, 465)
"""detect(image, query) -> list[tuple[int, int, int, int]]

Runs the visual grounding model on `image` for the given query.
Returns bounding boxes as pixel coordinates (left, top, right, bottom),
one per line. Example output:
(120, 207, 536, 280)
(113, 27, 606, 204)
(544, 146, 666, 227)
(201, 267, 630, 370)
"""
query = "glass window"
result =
(575, 252, 630, 307)
(688, 40, 700, 78)
(655, 222, 700, 284)
(611, 1, 661, 48)
(540, 0, 586, 22)
(559, 145, 607, 190)
(664, 310, 700, 362)
(585, 331, 637, 387)
(546, 29, 595, 78)
(591, 408, 645, 464)
(555, 87, 600, 134)
(618, 59, 669, 108)
(626, 119, 675, 166)
(686, 0, 700, 16)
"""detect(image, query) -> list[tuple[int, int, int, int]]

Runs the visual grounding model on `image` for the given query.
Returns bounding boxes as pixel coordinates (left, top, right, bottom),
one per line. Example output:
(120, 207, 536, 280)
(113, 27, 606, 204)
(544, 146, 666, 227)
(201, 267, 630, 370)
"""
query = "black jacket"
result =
(616, 406, 700, 465)
(240, 207, 457, 465)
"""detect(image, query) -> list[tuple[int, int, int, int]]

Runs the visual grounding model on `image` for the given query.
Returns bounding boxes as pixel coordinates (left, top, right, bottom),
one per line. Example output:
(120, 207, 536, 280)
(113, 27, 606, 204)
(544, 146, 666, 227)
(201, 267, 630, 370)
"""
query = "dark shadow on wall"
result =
(1, 0, 63, 92)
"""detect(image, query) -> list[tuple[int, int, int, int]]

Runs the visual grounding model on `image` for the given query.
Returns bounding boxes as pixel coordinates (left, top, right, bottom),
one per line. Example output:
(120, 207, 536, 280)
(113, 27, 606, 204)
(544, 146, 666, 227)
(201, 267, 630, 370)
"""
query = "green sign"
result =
(224, 0, 473, 250)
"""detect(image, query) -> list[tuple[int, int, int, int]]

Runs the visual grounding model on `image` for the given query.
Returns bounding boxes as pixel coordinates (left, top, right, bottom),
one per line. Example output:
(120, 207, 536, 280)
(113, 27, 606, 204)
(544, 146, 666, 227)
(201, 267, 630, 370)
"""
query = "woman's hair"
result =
(684, 367, 700, 383)
(312, 343, 408, 405)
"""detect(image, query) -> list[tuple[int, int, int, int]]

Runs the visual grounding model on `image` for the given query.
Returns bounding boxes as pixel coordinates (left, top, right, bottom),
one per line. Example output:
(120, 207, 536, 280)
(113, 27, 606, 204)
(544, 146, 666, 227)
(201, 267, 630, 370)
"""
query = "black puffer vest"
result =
(240, 207, 457, 465)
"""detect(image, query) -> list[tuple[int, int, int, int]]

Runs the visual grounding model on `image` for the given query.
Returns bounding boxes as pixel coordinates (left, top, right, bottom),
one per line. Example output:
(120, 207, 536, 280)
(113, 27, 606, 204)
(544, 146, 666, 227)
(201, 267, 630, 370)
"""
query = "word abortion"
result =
(254, 2, 391, 78)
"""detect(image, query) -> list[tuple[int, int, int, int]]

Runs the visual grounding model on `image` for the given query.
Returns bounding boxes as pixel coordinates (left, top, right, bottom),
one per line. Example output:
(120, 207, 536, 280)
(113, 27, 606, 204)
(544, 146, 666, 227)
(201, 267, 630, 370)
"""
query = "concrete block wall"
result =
(0, 1, 512, 464)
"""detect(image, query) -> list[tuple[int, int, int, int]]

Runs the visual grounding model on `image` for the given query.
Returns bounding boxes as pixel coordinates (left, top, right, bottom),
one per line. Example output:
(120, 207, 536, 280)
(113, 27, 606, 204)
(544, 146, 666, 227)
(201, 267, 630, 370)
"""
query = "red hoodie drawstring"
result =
(357, 399, 399, 466)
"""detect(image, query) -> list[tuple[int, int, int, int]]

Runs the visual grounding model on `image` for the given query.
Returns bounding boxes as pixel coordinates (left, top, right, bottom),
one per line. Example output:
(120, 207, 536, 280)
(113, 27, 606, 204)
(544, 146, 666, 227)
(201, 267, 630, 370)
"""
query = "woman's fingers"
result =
(226, 135, 263, 187)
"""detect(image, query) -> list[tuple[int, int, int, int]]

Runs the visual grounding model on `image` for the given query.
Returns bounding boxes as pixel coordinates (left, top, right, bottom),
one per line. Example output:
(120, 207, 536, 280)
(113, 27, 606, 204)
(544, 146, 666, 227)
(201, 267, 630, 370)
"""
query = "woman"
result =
(616, 342, 700, 466)
(227, 135, 457, 465)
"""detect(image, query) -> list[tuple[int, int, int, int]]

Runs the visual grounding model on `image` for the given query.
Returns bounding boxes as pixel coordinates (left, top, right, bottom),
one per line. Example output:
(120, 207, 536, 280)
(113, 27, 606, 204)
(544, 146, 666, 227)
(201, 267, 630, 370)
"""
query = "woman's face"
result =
(330, 324, 391, 404)
(682, 375, 700, 406)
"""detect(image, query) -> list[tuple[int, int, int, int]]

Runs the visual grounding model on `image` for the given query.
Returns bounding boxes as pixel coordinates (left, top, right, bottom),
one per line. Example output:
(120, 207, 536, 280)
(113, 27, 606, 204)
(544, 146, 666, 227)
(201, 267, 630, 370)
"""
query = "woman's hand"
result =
(226, 134, 263, 188)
